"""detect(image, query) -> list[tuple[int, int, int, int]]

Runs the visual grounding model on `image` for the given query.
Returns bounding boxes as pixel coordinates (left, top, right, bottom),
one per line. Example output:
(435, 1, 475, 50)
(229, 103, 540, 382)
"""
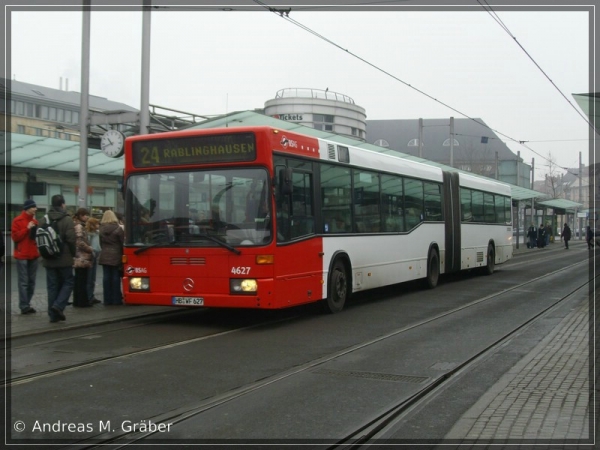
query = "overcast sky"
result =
(7, 1, 598, 180)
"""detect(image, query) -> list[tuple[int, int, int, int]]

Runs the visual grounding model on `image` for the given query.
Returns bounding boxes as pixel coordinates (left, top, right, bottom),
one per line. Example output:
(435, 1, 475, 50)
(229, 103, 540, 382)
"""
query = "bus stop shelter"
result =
(509, 185, 547, 249)
(537, 198, 584, 240)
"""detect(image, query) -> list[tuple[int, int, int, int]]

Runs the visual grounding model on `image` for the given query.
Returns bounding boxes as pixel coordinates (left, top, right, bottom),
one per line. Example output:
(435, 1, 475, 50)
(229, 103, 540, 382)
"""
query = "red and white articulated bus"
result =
(122, 126, 513, 313)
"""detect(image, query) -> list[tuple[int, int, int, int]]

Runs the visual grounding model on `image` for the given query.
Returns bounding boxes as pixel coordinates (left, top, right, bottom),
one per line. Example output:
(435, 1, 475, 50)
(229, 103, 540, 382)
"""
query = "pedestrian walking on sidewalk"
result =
(73, 208, 94, 307)
(86, 217, 102, 304)
(11, 199, 40, 314)
(99, 210, 124, 306)
(41, 194, 76, 323)
(562, 223, 572, 249)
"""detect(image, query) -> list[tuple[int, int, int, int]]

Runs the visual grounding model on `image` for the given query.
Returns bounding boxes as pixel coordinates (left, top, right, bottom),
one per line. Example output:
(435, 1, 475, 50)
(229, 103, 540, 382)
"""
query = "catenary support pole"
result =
(140, 0, 152, 135)
(78, 1, 91, 208)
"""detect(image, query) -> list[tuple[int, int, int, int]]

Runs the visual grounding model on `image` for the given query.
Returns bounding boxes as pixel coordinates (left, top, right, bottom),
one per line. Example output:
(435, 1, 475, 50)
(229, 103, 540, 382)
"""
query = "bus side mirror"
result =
(279, 167, 293, 195)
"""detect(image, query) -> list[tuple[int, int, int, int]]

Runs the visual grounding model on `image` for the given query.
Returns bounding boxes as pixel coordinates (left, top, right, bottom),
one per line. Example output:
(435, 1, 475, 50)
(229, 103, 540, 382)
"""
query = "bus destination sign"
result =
(131, 132, 256, 168)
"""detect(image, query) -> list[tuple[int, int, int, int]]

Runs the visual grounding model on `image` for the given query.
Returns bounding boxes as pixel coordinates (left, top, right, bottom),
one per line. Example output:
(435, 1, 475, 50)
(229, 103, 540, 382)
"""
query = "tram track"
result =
(5, 313, 301, 388)
(331, 276, 592, 447)
(68, 258, 590, 447)
(7, 258, 585, 389)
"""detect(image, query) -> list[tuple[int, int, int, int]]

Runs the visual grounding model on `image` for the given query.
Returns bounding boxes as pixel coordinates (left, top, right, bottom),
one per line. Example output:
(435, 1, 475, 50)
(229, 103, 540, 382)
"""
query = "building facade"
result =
(2, 79, 208, 232)
(2, 79, 136, 228)
(264, 88, 367, 141)
(366, 118, 532, 187)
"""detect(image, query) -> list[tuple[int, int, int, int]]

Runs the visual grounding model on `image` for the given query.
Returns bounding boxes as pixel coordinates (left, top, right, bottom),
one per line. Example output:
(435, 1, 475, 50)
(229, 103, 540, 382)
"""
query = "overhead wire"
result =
(253, 0, 594, 175)
(478, 0, 594, 178)
(478, 0, 596, 134)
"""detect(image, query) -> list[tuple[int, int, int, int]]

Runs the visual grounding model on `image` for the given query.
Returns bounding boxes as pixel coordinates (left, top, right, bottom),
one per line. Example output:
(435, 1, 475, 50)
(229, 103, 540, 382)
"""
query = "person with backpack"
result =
(40, 194, 76, 323)
(11, 199, 40, 314)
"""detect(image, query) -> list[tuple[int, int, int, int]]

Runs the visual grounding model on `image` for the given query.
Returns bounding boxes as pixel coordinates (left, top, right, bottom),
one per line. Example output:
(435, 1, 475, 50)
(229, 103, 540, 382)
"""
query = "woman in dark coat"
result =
(99, 210, 124, 305)
(537, 224, 546, 248)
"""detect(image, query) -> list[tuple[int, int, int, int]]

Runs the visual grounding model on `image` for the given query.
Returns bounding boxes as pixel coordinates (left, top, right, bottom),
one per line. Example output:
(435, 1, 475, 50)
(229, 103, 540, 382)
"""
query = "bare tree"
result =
(543, 152, 566, 199)
(457, 140, 495, 177)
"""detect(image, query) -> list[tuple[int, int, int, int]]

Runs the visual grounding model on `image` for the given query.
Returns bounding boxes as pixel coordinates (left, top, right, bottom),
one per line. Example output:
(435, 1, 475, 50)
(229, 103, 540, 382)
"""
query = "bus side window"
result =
(405, 208, 420, 229)
(471, 191, 484, 222)
(404, 179, 424, 230)
(275, 164, 315, 242)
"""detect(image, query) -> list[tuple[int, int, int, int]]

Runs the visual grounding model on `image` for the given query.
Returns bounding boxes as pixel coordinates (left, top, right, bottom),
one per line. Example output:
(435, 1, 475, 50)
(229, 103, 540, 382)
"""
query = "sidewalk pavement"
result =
(444, 239, 594, 443)
(2, 263, 173, 339)
(446, 290, 591, 442)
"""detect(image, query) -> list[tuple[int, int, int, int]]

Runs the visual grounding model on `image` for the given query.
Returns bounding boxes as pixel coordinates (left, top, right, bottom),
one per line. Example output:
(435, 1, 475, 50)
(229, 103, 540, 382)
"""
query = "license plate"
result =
(172, 297, 204, 306)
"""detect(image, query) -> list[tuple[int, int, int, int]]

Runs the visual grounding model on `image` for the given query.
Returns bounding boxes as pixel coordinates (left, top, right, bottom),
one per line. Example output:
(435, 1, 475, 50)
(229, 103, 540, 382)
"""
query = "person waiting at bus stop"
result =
(526, 223, 537, 249)
(86, 217, 102, 303)
(42, 194, 76, 323)
(537, 223, 546, 248)
(72, 208, 94, 307)
(11, 199, 40, 314)
(99, 210, 124, 305)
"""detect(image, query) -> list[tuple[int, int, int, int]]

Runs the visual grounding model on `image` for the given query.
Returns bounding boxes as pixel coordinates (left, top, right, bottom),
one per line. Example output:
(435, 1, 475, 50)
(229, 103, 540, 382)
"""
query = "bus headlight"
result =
(230, 279, 258, 294)
(130, 277, 150, 291)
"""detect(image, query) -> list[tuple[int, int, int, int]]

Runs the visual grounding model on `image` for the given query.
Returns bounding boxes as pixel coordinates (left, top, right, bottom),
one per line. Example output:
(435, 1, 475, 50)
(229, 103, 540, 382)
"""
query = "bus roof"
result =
(127, 124, 511, 196)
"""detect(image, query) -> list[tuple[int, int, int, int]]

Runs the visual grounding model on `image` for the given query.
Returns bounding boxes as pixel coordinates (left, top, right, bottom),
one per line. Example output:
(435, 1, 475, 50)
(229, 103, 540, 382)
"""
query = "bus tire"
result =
(425, 249, 440, 289)
(325, 260, 348, 313)
(483, 244, 495, 275)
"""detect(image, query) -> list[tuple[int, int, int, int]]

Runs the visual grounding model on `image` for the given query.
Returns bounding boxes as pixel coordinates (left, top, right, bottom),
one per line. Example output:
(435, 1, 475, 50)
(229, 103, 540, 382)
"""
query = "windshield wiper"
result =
(196, 233, 241, 255)
(133, 242, 175, 255)
(131, 235, 241, 256)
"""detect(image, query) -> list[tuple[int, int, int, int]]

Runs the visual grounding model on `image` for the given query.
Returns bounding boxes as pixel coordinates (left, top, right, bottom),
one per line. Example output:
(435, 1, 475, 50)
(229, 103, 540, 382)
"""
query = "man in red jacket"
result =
(11, 199, 40, 314)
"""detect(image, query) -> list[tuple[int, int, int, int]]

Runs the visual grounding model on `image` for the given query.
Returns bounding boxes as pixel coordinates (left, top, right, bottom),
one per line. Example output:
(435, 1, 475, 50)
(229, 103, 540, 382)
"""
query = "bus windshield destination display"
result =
(132, 132, 256, 167)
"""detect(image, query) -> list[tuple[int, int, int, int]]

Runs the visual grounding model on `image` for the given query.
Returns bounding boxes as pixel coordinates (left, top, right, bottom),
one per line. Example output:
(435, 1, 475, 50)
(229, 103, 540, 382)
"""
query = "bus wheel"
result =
(325, 260, 348, 313)
(483, 244, 495, 275)
(425, 249, 440, 289)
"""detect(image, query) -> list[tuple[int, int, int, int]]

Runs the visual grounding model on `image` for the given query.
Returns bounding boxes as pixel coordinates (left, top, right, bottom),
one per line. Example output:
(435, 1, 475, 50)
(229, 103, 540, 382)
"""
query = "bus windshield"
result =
(126, 168, 272, 248)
